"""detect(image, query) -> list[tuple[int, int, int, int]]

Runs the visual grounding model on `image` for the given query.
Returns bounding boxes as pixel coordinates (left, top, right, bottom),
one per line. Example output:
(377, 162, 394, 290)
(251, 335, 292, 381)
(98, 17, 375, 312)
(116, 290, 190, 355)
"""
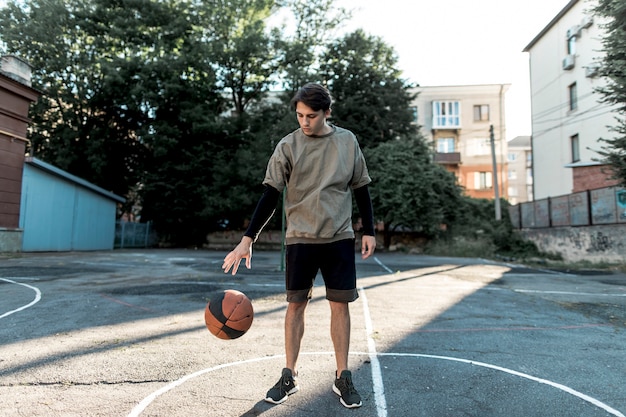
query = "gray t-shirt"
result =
(263, 125, 371, 244)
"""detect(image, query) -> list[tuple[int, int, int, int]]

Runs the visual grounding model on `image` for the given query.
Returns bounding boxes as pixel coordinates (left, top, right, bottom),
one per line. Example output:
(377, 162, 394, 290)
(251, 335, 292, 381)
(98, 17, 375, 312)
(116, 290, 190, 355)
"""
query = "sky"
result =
(334, 0, 570, 141)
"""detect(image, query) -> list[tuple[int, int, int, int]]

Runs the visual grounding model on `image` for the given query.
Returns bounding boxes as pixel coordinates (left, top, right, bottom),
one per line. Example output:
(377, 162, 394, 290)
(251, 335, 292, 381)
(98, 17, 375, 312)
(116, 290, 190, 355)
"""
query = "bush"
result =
(426, 197, 545, 260)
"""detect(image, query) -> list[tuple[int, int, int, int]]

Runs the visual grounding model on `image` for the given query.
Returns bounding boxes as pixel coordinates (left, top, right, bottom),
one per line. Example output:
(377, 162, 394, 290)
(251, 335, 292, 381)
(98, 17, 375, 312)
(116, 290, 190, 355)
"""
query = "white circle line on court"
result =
(0, 278, 42, 319)
(126, 350, 625, 417)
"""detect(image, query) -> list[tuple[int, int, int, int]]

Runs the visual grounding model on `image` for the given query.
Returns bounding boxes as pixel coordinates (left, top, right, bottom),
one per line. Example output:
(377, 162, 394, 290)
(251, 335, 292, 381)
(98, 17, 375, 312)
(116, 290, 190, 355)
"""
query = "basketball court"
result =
(1, 249, 624, 416)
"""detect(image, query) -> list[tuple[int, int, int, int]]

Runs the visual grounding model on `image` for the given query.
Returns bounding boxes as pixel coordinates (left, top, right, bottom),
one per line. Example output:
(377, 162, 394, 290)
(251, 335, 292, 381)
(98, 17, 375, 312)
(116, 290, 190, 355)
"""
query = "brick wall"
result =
(572, 165, 620, 193)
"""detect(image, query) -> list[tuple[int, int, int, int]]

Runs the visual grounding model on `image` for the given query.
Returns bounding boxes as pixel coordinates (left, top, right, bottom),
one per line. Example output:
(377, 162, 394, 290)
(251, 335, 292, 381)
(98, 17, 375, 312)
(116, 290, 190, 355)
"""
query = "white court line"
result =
(126, 350, 625, 417)
(358, 286, 388, 417)
(373, 256, 394, 273)
(127, 256, 625, 416)
(376, 353, 626, 417)
(486, 287, 626, 297)
(515, 289, 626, 297)
(0, 278, 42, 319)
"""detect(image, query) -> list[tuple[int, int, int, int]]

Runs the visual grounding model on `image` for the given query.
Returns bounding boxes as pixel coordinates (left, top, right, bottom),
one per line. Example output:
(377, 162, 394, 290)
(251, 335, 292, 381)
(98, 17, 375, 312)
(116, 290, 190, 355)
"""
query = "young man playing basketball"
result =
(222, 83, 376, 409)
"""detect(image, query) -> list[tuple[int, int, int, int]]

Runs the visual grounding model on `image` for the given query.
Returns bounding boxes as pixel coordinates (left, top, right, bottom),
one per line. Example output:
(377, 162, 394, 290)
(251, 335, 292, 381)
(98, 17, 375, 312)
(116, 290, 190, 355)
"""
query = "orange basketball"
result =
(204, 289, 254, 339)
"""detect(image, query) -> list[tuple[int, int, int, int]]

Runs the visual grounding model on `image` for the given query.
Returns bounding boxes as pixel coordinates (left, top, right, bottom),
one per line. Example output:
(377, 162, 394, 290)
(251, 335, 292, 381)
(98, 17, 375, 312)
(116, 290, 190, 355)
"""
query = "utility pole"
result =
(490, 124, 502, 221)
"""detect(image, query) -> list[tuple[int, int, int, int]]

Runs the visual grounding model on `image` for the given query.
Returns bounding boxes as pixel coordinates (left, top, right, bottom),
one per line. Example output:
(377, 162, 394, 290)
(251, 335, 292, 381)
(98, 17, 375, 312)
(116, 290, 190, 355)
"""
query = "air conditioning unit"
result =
(585, 63, 600, 78)
(581, 16, 593, 28)
(562, 55, 575, 70)
(566, 25, 581, 39)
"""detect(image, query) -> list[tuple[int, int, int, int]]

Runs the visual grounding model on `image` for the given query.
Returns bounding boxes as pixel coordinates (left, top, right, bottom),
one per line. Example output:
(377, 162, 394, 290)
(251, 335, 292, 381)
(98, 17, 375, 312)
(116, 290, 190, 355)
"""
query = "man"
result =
(222, 83, 376, 409)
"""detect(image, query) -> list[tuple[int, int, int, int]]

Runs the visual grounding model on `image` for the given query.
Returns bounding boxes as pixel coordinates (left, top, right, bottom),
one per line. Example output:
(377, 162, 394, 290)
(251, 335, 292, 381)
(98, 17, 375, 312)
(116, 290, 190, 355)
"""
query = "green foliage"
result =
(592, 0, 626, 187)
(366, 136, 464, 247)
(320, 30, 417, 149)
(433, 197, 542, 258)
(207, 0, 279, 114)
(272, 0, 351, 93)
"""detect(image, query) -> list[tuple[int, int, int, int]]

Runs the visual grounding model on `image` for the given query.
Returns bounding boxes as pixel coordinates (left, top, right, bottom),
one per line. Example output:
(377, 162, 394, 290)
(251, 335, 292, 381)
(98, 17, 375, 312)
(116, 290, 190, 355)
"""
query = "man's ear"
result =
(325, 108, 332, 118)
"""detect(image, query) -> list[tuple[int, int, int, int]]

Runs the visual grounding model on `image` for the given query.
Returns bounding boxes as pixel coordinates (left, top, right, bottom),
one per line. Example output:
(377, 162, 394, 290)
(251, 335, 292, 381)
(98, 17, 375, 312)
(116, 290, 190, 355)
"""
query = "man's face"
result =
(295, 102, 331, 136)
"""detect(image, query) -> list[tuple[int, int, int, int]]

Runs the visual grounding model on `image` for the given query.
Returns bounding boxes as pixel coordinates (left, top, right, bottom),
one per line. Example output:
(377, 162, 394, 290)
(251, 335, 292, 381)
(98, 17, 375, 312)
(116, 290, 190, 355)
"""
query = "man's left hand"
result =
(361, 235, 376, 259)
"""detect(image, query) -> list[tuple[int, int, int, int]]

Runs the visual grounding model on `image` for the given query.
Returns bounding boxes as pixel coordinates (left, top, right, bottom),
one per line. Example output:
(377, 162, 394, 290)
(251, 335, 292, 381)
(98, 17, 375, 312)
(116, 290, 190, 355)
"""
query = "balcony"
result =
(434, 152, 461, 165)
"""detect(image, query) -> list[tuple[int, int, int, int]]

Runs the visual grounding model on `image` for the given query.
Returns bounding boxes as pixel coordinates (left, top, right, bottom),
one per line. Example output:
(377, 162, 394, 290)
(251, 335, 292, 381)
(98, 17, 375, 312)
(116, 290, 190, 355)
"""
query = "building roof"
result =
(508, 135, 531, 148)
(523, 0, 579, 52)
(25, 157, 126, 203)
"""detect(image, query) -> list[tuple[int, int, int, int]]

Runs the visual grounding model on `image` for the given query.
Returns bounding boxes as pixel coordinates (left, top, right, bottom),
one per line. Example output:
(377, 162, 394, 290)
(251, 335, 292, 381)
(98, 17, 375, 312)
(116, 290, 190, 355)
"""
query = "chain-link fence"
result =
(114, 221, 157, 248)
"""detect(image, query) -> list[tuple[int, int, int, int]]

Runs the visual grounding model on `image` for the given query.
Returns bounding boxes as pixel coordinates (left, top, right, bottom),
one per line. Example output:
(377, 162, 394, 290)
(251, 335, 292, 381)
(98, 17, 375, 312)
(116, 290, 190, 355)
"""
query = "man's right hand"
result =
(222, 236, 253, 275)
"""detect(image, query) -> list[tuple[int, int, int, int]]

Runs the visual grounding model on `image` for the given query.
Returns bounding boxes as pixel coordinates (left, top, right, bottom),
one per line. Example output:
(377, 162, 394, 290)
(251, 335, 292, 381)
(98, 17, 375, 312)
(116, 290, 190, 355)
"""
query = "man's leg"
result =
(285, 300, 308, 372)
(265, 300, 308, 404)
(329, 300, 362, 408)
(329, 300, 350, 374)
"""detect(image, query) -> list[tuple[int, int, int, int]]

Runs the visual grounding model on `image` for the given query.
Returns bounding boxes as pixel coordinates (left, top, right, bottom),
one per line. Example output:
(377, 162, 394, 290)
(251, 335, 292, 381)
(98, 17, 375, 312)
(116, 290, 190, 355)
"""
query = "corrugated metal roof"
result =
(24, 157, 126, 203)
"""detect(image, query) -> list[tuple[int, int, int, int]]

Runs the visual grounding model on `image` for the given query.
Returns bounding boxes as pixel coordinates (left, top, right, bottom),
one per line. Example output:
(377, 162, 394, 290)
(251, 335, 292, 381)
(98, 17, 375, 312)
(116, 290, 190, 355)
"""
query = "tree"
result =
(592, 0, 626, 186)
(366, 136, 464, 249)
(272, 0, 351, 94)
(0, 0, 146, 198)
(320, 30, 417, 149)
(0, 0, 227, 206)
(206, 0, 280, 115)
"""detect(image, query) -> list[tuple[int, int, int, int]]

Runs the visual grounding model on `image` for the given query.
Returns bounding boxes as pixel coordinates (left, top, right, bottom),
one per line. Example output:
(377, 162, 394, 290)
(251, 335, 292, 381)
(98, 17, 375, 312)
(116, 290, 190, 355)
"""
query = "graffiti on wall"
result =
(567, 230, 585, 250)
(567, 229, 625, 253)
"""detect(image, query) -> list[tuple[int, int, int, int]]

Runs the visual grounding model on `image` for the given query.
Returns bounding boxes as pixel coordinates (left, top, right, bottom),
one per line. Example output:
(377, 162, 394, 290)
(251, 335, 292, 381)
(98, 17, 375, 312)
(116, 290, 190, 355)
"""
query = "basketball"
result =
(204, 289, 254, 340)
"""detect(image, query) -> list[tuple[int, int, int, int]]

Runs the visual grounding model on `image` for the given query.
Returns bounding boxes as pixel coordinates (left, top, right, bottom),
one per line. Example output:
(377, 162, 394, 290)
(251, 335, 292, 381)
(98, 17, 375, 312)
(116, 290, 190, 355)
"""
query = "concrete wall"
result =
(521, 224, 626, 263)
(0, 227, 22, 253)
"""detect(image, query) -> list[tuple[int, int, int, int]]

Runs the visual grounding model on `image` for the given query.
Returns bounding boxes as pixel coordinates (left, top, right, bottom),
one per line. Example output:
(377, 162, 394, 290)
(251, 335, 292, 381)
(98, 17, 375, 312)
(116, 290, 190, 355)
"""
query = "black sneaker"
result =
(265, 368, 299, 404)
(333, 370, 362, 408)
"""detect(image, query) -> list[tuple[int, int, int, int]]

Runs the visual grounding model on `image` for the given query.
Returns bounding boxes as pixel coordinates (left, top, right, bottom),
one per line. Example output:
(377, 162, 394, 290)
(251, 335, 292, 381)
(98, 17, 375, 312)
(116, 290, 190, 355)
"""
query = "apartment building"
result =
(507, 135, 533, 205)
(523, 0, 620, 199)
(411, 84, 509, 200)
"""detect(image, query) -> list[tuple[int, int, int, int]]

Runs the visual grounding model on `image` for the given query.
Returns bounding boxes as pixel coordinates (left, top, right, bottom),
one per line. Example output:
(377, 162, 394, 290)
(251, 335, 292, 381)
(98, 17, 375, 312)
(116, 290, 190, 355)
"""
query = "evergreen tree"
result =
(593, 0, 626, 186)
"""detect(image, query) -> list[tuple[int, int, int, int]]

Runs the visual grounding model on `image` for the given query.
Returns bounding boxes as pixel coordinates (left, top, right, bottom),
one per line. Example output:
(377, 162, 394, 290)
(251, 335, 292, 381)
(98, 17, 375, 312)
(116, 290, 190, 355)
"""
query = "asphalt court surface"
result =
(0, 249, 625, 417)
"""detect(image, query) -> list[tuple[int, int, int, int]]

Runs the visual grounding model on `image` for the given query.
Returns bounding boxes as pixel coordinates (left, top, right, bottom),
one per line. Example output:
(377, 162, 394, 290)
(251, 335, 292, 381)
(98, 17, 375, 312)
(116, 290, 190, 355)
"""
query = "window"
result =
(473, 104, 490, 121)
(410, 106, 418, 124)
(467, 138, 491, 156)
(508, 169, 517, 180)
(569, 82, 578, 111)
(571, 134, 580, 162)
(567, 36, 576, 55)
(437, 137, 455, 153)
(474, 172, 493, 190)
(508, 187, 518, 197)
(507, 152, 517, 162)
(526, 168, 533, 184)
(432, 101, 461, 128)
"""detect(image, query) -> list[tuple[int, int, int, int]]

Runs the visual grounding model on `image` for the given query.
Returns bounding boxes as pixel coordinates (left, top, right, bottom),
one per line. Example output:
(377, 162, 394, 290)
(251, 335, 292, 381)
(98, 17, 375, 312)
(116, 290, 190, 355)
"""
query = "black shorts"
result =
(285, 239, 358, 303)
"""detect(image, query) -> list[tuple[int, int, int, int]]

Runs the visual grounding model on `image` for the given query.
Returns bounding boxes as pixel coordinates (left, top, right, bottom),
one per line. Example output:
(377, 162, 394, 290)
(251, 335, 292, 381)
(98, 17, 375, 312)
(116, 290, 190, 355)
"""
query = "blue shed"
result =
(19, 157, 125, 251)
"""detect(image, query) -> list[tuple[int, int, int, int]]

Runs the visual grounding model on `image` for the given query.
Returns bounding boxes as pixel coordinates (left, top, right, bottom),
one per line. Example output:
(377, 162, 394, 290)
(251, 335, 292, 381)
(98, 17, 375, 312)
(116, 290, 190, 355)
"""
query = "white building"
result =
(507, 135, 533, 205)
(411, 84, 509, 201)
(523, 0, 620, 200)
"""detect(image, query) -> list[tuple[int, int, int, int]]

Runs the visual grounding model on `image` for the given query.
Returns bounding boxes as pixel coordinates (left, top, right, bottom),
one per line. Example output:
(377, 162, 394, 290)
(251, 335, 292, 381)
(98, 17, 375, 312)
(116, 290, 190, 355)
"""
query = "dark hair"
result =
(290, 83, 332, 112)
